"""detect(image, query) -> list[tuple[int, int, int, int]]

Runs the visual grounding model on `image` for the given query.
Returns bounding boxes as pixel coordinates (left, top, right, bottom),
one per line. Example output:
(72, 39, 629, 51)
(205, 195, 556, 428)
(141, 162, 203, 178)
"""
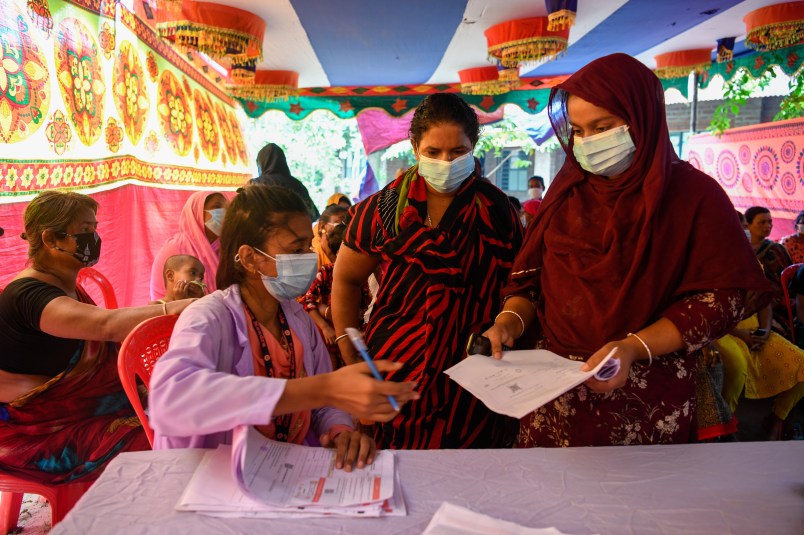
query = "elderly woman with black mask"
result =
(0, 191, 194, 484)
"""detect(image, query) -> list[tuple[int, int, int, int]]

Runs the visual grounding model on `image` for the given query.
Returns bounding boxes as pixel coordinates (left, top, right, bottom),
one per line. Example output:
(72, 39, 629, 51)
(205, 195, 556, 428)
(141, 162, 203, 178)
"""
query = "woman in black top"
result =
(0, 191, 193, 484)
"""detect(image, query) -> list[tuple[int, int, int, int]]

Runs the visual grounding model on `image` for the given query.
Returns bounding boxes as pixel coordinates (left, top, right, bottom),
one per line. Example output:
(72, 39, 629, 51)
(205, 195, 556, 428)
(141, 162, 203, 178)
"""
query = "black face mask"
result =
(56, 231, 102, 267)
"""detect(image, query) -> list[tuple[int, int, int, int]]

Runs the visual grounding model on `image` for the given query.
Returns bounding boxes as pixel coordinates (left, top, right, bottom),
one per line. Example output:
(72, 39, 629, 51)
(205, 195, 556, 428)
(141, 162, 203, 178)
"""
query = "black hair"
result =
(528, 176, 545, 189)
(409, 93, 480, 147)
(508, 196, 522, 211)
(795, 210, 804, 225)
(745, 206, 770, 224)
(319, 204, 348, 226)
(326, 222, 347, 257)
(216, 185, 308, 289)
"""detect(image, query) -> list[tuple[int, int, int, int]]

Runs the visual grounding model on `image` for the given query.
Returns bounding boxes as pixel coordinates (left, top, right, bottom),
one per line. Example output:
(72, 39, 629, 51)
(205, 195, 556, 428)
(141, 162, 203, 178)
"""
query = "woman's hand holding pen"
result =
(328, 361, 420, 422)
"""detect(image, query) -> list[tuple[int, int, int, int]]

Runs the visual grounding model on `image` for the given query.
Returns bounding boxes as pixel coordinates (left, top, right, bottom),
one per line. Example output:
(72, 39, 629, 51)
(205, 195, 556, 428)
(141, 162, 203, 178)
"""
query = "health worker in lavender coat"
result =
(149, 185, 419, 471)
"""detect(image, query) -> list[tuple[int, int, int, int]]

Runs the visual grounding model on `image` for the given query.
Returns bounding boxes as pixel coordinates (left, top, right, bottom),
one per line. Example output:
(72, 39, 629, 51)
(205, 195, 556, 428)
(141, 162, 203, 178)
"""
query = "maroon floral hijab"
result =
(504, 53, 770, 355)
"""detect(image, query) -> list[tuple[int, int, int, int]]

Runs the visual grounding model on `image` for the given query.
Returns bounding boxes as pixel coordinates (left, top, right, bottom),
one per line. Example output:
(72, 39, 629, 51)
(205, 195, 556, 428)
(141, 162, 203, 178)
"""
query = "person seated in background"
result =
(527, 175, 545, 201)
(0, 191, 195, 484)
(508, 196, 525, 227)
(148, 185, 418, 471)
(714, 303, 804, 440)
(151, 254, 207, 304)
(780, 210, 804, 264)
(149, 190, 229, 301)
(327, 193, 352, 210)
(251, 142, 319, 219)
(746, 206, 794, 339)
(794, 264, 804, 349)
(522, 198, 540, 227)
(312, 204, 348, 269)
(302, 222, 372, 369)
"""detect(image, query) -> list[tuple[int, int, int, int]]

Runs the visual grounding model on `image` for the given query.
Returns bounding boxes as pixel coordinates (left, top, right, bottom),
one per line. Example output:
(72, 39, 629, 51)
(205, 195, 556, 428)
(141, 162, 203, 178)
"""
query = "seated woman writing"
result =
(148, 185, 418, 471)
(0, 191, 194, 485)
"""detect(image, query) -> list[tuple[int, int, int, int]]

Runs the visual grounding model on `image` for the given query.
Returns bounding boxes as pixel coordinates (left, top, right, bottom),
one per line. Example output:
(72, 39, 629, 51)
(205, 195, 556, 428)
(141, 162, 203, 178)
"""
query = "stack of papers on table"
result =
(176, 425, 405, 518)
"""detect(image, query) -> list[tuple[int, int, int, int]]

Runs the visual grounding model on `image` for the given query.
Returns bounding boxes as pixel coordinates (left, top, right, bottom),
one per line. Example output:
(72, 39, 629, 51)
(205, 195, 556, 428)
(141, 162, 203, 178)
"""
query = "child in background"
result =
(152, 254, 207, 304)
(301, 223, 371, 369)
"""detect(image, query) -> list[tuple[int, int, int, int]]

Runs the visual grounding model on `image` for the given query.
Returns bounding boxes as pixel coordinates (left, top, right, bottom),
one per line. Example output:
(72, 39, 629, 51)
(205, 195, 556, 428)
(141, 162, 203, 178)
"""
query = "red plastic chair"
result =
(118, 314, 179, 446)
(781, 263, 802, 344)
(0, 475, 93, 533)
(76, 267, 118, 309)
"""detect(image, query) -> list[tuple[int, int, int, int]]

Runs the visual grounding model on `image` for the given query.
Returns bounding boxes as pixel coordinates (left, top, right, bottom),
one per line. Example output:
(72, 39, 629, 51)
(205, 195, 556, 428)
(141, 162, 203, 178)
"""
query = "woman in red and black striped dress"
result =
(332, 93, 523, 450)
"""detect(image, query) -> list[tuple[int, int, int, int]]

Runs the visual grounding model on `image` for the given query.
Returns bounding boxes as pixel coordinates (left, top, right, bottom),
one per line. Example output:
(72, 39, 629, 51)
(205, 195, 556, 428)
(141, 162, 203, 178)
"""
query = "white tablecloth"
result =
(52, 442, 804, 534)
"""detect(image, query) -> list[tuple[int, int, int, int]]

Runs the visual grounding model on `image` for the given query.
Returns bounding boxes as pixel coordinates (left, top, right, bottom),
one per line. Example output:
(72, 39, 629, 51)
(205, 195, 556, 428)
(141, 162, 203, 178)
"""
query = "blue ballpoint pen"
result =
(345, 328, 401, 411)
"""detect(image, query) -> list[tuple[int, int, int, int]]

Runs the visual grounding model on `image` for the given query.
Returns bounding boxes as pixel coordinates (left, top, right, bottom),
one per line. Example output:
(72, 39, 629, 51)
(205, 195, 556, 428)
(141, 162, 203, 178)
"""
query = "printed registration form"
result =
(445, 349, 617, 418)
(231, 424, 395, 508)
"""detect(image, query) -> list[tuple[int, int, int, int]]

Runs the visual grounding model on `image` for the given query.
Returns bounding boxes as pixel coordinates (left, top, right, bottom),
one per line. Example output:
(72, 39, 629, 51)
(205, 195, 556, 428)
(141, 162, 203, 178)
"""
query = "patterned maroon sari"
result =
(0, 286, 149, 484)
(344, 162, 523, 449)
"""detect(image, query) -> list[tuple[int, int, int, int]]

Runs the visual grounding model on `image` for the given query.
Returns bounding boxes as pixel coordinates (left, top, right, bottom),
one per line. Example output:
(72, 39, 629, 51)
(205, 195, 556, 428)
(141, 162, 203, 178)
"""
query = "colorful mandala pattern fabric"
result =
(0, 1, 50, 144)
(55, 17, 106, 146)
(687, 120, 804, 224)
(45, 109, 71, 155)
(113, 40, 149, 146)
(157, 70, 193, 156)
(228, 108, 248, 165)
(193, 88, 219, 162)
(215, 101, 237, 165)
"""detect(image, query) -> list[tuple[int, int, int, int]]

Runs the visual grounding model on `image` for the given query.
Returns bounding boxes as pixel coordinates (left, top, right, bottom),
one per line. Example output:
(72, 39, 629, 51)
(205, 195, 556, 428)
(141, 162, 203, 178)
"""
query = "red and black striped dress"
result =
(343, 164, 523, 449)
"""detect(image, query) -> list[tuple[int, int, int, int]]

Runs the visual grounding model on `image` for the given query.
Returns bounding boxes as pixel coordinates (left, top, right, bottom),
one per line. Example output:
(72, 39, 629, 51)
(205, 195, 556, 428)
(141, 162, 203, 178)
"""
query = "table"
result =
(52, 442, 804, 534)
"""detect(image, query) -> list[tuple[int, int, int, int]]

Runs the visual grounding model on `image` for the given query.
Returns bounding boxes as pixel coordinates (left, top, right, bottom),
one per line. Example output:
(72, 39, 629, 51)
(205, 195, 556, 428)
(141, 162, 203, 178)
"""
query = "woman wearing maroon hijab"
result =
(483, 53, 770, 447)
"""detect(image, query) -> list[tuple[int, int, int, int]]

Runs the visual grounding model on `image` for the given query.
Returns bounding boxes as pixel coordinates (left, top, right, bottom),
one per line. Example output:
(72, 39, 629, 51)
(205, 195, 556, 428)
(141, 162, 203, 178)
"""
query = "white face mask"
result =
(572, 125, 636, 178)
(745, 229, 752, 240)
(796, 223, 804, 234)
(253, 248, 318, 300)
(417, 151, 474, 193)
(527, 187, 542, 200)
(205, 208, 226, 236)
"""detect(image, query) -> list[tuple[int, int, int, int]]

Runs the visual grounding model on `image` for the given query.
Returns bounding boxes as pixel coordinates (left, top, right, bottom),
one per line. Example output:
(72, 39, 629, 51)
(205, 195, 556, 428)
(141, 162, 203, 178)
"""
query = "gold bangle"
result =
(495, 310, 525, 338)
(162, 302, 168, 316)
(335, 333, 349, 343)
(627, 332, 653, 365)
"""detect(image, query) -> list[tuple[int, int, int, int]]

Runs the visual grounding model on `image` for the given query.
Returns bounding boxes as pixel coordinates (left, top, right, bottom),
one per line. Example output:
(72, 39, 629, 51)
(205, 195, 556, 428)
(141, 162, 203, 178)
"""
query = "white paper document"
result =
(422, 502, 579, 535)
(231, 424, 394, 508)
(444, 349, 617, 419)
(176, 425, 404, 519)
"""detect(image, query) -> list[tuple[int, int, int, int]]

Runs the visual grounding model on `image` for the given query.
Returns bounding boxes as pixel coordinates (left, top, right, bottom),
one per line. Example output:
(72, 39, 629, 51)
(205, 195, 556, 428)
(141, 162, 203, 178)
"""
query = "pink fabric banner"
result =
(356, 107, 505, 155)
(0, 186, 231, 307)
(687, 118, 804, 240)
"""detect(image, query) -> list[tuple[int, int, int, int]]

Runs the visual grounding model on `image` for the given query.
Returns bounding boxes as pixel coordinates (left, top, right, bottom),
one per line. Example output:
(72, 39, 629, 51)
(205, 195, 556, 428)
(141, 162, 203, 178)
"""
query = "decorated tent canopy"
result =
(2, 0, 804, 304)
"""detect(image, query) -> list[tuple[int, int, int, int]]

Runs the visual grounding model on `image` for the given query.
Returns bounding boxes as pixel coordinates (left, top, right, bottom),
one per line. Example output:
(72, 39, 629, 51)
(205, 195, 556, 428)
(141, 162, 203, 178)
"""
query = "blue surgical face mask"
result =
(253, 248, 318, 300)
(205, 208, 225, 237)
(572, 125, 636, 178)
(417, 151, 475, 193)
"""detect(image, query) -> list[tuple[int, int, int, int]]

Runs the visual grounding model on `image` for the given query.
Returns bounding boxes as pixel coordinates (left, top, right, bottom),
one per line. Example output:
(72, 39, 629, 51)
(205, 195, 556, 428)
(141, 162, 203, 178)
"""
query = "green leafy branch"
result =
(774, 70, 804, 121)
(709, 68, 775, 136)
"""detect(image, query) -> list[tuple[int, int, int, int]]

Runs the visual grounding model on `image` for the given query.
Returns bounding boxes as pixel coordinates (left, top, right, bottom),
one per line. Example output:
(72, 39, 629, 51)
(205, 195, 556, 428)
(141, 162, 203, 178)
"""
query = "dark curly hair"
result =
(409, 93, 480, 147)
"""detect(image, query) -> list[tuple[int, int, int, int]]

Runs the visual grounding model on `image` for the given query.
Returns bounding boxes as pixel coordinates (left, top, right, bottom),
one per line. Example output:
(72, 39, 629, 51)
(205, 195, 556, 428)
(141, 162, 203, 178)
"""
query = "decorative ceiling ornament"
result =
(716, 37, 736, 63)
(458, 66, 520, 95)
(485, 17, 570, 68)
(654, 48, 712, 79)
(227, 70, 298, 103)
(545, 0, 577, 31)
(744, 1, 804, 51)
(156, 1, 265, 66)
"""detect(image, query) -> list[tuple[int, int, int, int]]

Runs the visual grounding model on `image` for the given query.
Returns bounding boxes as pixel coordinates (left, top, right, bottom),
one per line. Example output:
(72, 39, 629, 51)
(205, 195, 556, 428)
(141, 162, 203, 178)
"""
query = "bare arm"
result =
(482, 295, 537, 359)
(39, 297, 194, 342)
(331, 246, 380, 364)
